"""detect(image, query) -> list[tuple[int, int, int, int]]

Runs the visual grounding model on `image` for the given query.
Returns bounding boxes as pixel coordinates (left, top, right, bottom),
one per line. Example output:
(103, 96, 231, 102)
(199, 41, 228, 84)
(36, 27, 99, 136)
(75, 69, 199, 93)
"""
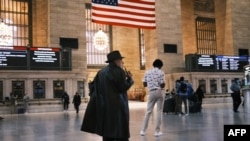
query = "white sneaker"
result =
(155, 131, 163, 137)
(140, 131, 145, 136)
(185, 113, 189, 116)
(179, 113, 182, 117)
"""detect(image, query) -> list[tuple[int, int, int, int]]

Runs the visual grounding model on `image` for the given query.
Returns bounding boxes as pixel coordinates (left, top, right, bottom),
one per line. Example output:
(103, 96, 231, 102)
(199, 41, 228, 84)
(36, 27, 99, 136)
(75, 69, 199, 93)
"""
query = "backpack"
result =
(187, 84, 194, 97)
(180, 82, 187, 93)
(65, 94, 69, 101)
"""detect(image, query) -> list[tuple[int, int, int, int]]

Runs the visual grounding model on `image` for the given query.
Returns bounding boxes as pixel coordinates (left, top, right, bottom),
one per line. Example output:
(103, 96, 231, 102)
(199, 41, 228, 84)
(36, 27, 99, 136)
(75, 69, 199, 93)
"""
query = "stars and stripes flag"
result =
(91, 0, 156, 29)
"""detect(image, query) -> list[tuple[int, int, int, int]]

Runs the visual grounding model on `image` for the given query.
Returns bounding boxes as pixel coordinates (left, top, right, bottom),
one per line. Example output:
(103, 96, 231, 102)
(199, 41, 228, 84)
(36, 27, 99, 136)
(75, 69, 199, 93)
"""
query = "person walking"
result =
(81, 50, 134, 141)
(177, 76, 189, 116)
(23, 92, 30, 113)
(230, 78, 242, 113)
(72, 92, 81, 114)
(0, 100, 4, 120)
(140, 59, 165, 137)
(62, 91, 70, 111)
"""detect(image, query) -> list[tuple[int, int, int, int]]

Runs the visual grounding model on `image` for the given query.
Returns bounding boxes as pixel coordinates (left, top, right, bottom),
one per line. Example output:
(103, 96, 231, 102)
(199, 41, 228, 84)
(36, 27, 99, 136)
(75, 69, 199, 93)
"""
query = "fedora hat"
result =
(105, 50, 125, 63)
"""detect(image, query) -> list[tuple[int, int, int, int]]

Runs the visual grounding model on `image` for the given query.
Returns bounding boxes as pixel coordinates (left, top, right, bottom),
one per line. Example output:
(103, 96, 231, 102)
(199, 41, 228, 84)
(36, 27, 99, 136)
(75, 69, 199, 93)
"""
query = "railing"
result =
(204, 93, 231, 98)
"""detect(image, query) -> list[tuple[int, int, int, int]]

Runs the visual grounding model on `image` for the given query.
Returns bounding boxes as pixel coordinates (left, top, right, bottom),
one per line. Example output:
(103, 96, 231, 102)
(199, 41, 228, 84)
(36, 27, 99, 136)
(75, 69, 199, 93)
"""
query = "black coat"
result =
(81, 63, 134, 139)
(196, 87, 204, 101)
(62, 93, 70, 104)
(73, 94, 81, 106)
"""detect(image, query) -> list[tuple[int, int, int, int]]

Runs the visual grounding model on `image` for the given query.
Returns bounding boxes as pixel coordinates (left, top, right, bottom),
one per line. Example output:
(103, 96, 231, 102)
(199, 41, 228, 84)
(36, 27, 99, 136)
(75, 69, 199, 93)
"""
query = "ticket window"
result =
(12, 81, 25, 99)
(198, 79, 206, 93)
(77, 81, 85, 97)
(210, 79, 217, 94)
(33, 80, 45, 99)
(221, 79, 228, 93)
(53, 80, 64, 98)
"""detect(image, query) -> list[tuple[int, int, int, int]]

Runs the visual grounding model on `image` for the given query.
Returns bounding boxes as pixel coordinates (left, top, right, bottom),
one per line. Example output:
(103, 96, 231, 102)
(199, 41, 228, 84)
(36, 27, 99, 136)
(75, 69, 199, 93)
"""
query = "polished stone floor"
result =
(0, 101, 249, 141)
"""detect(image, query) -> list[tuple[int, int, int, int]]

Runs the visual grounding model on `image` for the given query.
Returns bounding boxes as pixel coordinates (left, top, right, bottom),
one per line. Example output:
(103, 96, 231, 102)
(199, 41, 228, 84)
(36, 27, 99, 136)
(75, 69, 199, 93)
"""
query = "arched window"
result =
(196, 17, 216, 55)
(139, 29, 145, 70)
(0, 0, 31, 46)
(85, 3, 111, 68)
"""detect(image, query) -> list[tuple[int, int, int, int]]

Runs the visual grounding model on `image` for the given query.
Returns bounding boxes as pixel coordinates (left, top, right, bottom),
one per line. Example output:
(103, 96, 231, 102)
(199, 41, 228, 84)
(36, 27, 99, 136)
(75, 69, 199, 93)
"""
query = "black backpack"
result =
(180, 82, 187, 93)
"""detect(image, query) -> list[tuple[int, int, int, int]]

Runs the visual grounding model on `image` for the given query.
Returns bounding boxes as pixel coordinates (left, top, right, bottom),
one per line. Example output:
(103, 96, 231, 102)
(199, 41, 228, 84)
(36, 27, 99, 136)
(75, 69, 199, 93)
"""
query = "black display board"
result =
(215, 55, 248, 71)
(0, 46, 27, 69)
(60, 37, 78, 49)
(197, 54, 216, 71)
(29, 47, 60, 70)
(185, 54, 249, 72)
(0, 46, 71, 70)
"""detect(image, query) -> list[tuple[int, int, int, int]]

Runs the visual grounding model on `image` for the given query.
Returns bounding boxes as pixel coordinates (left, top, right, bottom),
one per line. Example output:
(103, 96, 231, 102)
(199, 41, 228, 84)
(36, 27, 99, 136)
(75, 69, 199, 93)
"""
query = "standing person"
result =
(174, 80, 180, 115)
(140, 59, 165, 137)
(72, 92, 81, 114)
(23, 92, 30, 113)
(10, 92, 18, 114)
(0, 100, 5, 120)
(62, 91, 70, 111)
(81, 50, 134, 141)
(230, 78, 242, 113)
(177, 76, 188, 116)
(196, 85, 205, 109)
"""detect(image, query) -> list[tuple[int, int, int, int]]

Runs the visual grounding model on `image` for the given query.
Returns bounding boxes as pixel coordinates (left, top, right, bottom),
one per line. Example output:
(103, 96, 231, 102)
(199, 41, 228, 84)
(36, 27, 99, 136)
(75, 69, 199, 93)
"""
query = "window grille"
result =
(139, 29, 145, 70)
(0, 0, 31, 46)
(196, 17, 216, 55)
(86, 3, 111, 68)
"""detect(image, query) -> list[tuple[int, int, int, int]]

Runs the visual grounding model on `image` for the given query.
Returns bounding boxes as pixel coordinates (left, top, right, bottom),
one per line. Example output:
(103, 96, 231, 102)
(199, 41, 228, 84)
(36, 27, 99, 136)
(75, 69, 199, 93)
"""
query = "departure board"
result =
(216, 55, 248, 71)
(29, 47, 60, 70)
(0, 46, 27, 69)
(185, 54, 249, 72)
(197, 55, 215, 70)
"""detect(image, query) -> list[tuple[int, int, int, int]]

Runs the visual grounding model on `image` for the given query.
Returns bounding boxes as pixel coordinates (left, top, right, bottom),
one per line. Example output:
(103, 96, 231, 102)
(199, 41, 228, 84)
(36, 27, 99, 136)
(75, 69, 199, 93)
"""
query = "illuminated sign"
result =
(186, 54, 249, 72)
(29, 47, 60, 70)
(0, 46, 27, 69)
(216, 55, 248, 71)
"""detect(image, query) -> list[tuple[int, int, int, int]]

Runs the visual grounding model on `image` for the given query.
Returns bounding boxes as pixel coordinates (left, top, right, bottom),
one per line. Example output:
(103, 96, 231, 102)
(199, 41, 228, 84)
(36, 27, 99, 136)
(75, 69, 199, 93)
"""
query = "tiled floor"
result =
(0, 101, 249, 141)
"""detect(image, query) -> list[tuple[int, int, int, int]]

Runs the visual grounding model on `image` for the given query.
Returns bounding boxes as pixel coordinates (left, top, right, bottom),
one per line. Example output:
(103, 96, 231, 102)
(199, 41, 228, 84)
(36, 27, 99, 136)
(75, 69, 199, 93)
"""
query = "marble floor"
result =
(0, 101, 249, 141)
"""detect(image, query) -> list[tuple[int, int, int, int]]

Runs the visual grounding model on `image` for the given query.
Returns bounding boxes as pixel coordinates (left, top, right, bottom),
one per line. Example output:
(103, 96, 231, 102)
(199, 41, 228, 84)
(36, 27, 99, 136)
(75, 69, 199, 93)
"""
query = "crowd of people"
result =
(0, 50, 244, 141)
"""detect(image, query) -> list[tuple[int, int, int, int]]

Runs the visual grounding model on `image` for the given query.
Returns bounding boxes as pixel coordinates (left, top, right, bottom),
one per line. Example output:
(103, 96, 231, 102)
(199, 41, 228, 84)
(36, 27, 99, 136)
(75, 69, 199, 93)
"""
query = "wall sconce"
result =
(93, 29, 109, 51)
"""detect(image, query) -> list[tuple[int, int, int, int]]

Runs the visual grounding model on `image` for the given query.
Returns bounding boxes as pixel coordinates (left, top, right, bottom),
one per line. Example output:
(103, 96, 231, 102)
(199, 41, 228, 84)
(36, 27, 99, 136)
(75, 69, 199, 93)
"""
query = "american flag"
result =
(91, 0, 156, 29)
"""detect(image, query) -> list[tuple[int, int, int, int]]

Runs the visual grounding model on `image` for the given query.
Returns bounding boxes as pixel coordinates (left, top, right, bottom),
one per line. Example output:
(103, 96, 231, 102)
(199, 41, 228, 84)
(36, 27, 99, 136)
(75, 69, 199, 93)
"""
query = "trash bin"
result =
(242, 88, 250, 113)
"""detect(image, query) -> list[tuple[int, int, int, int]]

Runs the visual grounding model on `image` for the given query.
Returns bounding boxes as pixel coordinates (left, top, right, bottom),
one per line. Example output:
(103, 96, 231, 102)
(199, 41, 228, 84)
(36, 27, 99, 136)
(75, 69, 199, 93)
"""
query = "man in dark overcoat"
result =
(81, 50, 134, 141)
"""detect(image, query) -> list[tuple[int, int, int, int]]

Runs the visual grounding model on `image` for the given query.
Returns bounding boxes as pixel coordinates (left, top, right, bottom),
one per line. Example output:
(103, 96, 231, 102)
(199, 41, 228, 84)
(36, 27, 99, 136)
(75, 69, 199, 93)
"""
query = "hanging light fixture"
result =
(93, 29, 109, 51)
